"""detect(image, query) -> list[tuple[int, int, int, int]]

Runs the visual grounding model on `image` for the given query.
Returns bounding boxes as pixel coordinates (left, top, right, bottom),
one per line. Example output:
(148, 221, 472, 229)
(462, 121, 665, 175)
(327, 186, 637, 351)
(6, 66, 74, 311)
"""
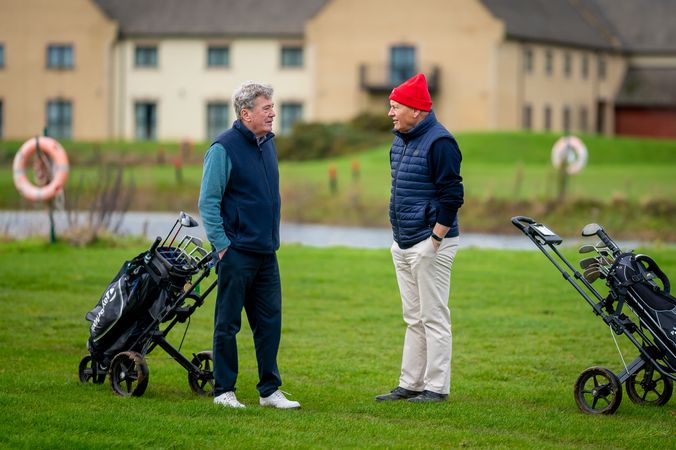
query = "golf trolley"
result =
(512, 216, 676, 414)
(78, 212, 218, 397)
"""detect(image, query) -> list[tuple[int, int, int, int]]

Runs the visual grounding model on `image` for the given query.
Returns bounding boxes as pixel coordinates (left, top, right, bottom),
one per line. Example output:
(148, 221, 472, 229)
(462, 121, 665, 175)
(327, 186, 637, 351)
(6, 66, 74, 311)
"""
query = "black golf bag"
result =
(79, 212, 218, 397)
(512, 216, 676, 415)
(85, 245, 193, 366)
(607, 253, 676, 368)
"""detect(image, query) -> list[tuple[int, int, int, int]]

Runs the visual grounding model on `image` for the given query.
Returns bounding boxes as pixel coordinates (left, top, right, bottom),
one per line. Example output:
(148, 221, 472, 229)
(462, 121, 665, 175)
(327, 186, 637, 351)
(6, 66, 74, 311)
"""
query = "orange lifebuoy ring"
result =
(13, 136, 70, 201)
(551, 135, 588, 175)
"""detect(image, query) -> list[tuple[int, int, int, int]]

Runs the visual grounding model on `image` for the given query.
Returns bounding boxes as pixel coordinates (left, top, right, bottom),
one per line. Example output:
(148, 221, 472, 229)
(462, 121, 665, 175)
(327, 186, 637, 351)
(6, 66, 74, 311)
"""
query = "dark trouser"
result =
(213, 248, 282, 397)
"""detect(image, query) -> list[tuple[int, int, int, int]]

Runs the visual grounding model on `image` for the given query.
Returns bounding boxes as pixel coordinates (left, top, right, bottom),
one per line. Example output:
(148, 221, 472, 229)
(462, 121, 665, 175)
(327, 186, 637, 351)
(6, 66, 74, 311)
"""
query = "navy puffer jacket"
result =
(389, 111, 458, 248)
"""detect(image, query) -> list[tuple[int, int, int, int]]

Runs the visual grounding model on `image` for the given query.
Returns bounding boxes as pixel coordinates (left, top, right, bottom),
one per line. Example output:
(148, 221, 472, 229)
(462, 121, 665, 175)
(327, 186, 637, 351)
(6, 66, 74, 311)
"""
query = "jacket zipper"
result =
(393, 141, 408, 240)
(258, 141, 276, 246)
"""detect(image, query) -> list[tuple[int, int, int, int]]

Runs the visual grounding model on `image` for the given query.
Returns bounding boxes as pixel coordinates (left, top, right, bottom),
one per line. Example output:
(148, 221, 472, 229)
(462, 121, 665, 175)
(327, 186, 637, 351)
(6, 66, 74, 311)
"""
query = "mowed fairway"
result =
(0, 241, 674, 449)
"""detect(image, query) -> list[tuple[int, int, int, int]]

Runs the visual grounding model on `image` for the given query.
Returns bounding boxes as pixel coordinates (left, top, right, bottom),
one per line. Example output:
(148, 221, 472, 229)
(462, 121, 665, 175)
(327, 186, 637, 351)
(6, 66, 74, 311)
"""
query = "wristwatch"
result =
(431, 233, 443, 242)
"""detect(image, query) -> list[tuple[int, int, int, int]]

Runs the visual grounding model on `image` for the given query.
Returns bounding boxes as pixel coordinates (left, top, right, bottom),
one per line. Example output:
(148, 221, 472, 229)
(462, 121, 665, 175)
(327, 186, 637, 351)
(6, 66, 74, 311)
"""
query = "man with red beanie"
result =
(376, 73, 464, 403)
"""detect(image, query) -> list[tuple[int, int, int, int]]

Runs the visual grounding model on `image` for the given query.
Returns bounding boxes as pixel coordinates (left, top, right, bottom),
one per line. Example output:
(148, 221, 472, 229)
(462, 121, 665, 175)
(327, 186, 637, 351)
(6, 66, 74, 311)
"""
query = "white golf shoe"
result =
(214, 391, 245, 409)
(259, 390, 301, 409)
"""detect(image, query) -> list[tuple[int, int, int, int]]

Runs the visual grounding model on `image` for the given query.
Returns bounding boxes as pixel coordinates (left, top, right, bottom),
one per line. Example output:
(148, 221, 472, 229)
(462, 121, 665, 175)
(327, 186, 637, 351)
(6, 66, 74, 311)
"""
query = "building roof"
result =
(590, 0, 676, 53)
(93, 0, 329, 38)
(479, 0, 621, 51)
(480, 0, 676, 53)
(616, 68, 676, 107)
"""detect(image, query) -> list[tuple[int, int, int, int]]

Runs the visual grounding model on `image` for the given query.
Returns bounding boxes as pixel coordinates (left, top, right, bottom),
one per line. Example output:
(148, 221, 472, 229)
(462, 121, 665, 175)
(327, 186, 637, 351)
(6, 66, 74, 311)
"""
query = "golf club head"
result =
(187, 235, 203, 247)
(595, 241, 607, 249)
(579, 257, 599, 269)
(179, 211, 199, 228)
(581, 223, 603, 237)
(583, 267, 601, 283)
(579, 244, 596, 254)
(598, 250, 614, 265)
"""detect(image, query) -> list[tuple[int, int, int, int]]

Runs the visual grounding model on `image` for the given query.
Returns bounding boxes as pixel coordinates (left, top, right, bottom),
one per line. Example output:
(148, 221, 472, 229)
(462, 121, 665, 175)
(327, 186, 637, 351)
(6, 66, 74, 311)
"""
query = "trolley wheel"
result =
(109, 351, 149, 397)
(78, 355, 106, 384)
(573, 366, 623, 415)
(626, 365, 673, 406)
(188, 351, 215, 396)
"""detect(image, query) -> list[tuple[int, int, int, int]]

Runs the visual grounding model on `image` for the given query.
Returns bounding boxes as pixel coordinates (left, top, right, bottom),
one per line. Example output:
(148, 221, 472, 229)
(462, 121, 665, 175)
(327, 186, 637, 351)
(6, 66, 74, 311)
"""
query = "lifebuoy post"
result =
(12, 135, 70, 242)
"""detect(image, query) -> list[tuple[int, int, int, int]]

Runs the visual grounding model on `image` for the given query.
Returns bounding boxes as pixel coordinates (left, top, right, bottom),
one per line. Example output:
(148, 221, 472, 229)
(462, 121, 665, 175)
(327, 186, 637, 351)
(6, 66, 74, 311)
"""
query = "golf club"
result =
(579, 244, 596, 254)
(167, 211, 200, 248)
(583, 266, 601, 283)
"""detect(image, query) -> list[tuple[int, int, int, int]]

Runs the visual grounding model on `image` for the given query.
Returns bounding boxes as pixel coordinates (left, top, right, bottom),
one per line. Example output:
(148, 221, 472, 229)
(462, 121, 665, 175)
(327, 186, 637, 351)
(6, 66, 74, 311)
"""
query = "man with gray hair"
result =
(199, 81, 300, 409)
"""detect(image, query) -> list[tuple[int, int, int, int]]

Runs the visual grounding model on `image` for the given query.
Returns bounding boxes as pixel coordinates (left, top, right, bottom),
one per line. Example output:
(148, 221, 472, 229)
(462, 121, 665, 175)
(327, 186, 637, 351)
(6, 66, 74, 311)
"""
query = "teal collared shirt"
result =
(198, 143, 232, 253)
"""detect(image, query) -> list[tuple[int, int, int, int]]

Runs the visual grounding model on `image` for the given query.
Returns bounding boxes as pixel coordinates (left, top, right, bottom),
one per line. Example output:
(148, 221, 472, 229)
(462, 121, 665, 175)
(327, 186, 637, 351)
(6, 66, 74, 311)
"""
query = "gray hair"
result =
(232, 81, 274, 119)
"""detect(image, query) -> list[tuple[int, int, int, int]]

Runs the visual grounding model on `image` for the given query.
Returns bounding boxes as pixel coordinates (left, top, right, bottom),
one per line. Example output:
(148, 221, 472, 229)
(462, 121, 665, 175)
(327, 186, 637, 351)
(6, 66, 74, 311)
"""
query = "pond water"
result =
(0, 210, 648, 251)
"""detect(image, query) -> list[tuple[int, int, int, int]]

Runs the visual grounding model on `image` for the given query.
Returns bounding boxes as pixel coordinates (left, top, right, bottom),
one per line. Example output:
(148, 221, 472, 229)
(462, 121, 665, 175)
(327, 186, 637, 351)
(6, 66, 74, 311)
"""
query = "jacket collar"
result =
(393, 110, 437, 142)
(233, 119, 275, 146)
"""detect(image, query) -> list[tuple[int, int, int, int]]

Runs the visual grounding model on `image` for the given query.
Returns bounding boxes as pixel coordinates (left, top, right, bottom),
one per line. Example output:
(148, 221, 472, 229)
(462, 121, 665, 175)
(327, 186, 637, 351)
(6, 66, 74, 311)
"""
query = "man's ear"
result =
(240, 108, 251, 122)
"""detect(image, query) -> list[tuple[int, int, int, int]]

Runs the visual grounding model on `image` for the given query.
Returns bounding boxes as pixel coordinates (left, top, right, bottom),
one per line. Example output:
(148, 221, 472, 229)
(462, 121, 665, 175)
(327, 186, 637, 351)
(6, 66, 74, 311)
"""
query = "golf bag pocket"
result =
(85, 256, 162, 361)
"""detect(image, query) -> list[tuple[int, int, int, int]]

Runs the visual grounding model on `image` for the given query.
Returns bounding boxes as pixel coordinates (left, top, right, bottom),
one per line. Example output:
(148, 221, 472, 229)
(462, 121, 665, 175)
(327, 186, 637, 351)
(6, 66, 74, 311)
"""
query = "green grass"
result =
(0, 240, 674, 449)
(1, 132, 675, 238)
(279, 131, 676, 202)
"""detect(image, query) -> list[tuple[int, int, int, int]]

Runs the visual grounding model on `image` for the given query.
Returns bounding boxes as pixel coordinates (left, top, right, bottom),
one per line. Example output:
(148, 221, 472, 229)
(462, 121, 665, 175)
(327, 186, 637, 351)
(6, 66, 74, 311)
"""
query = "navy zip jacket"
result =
(199, 120, 281, 254)
(389, 111, 464, 249)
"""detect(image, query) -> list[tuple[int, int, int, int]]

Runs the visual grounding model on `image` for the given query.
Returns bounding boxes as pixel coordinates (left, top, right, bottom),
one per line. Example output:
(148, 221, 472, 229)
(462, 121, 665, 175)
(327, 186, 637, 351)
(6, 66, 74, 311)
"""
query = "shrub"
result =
(276, 118, 390, 161)
(350, 112, 394, 133)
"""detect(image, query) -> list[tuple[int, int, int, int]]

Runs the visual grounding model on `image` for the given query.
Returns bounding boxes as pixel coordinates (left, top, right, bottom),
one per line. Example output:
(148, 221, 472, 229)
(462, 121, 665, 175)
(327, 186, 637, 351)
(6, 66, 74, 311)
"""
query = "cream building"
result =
(307, 0, 627, 135)
(0, 0, 673, 141)
(0, 0, 117, 140)
(112, 37, 313, 141)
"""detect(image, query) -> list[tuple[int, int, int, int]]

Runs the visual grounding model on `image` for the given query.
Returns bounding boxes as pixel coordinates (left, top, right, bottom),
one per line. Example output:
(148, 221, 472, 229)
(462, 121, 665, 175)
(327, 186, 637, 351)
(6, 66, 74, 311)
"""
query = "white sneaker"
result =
(213, 391, 245, 409)
(259, 390, 301, 409)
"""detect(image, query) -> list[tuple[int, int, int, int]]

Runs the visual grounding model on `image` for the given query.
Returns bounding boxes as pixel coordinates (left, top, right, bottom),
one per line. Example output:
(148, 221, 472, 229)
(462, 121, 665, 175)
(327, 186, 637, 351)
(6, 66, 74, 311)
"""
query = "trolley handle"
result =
(511, 216, 535, 232)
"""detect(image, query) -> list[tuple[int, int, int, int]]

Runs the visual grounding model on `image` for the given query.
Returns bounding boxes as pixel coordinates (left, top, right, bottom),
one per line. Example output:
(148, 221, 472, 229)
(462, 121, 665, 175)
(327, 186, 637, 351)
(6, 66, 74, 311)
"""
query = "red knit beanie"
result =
(389, 73, 432, 111)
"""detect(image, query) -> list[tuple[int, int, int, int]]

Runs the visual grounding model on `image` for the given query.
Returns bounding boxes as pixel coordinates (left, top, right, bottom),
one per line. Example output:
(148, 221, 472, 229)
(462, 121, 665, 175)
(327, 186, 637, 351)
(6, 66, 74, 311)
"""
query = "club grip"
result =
(149, 236, 161, 253)
(596, 230, 621, 256)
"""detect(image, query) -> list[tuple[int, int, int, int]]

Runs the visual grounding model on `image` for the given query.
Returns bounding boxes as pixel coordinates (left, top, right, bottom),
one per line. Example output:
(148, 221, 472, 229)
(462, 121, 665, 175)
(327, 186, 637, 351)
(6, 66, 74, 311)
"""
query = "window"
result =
(47, 44, 74, 69)
(0, 44, 4, 68)
(206, 102, 230, 139)
(135, 45, 158, 68)
(207, 46, 230, 67)
(523, 48, 533, 73)
(543, 105, 552, 131)
(522, 104, 532, 130)
(579, 106, 588, 132)
(564, 52, 572, 77)
(280, 103, 303, 135)
(390, 46, 416, 85)
(562, 106, 571, 132)
(597, 55, 606, 80)
(581, 54, 589, 79)
(545, 50, 553, 76)
(281, 46, 303, 68)
(46, 100, 72, 139)
(135, 102, 157, 140)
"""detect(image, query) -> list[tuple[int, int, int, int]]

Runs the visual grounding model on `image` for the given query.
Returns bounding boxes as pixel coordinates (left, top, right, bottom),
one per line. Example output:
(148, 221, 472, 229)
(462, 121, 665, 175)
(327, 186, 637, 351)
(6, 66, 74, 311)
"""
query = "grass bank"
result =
(1, 132, 674, 239)
(0, 241, 674, 448)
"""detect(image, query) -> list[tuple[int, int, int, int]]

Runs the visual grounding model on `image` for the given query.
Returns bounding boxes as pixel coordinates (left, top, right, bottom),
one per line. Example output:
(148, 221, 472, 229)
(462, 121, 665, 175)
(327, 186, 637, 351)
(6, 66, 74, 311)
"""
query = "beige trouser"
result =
(391, 236, 459, 395)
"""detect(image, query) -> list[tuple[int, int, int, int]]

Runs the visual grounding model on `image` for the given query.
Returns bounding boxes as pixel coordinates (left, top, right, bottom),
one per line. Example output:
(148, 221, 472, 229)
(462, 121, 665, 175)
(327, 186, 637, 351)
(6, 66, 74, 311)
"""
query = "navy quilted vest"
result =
(389, 111, 458, 248)
(213, 120, 280, 254)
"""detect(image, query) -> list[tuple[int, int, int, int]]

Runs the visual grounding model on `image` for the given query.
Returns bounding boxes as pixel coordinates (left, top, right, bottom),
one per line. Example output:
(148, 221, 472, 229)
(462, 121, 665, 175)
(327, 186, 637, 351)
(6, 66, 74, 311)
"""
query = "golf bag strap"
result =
(636, 254, 671, 295)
